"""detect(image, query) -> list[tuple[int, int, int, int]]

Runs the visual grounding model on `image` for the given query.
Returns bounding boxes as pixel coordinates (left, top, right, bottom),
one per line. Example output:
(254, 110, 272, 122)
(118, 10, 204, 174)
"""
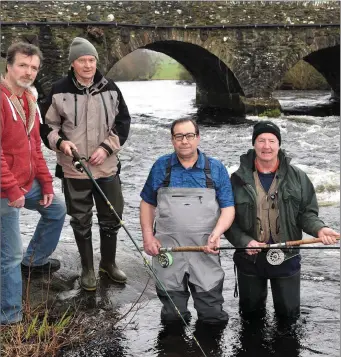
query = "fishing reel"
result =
(158, 252, 174, 268)
(266, 249, 285, 265)
(72, 156, 88, 173)
(71, 149, 88, 173)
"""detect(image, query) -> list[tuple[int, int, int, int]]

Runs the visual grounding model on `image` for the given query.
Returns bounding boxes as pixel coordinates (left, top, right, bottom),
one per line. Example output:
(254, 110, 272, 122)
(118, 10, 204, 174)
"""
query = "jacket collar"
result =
(170, 149, 204, 169)
(0, 78, 38, 134)
(236, 148, 291, 183)
(68, 68, 108, 94)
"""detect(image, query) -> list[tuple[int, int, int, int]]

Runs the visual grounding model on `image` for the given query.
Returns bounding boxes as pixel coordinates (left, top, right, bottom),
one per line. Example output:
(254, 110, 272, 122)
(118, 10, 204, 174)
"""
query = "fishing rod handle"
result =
(159, 246, 206, 253)
(286, 236, 340, 247)
(71, 148, 82, 161)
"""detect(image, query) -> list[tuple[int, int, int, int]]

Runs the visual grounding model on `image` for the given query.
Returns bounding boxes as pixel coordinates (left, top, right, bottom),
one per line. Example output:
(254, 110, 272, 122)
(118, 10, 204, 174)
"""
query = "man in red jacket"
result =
(0, 42, 66, 324)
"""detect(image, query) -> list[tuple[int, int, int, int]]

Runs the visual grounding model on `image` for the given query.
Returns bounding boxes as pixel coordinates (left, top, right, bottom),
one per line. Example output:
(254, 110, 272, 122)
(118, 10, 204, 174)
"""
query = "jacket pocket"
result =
(102, 91, 119, 130)
(282, 189, 301, 221)
(5, 154, 14, 171)
(235, 199, 253, 231)
(61, 94, 80, 130)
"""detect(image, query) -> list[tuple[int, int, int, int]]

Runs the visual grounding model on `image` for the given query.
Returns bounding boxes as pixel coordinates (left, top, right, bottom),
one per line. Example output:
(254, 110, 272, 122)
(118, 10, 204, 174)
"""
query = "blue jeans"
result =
(0, 179, 66, 324)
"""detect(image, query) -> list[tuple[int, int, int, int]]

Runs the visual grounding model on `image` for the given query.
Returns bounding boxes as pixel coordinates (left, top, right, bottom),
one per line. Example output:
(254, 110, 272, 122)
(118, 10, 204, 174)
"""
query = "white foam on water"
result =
(227, 164, 240, 174)
(302, 274, 326, 282)
(294, 164, 340, 204)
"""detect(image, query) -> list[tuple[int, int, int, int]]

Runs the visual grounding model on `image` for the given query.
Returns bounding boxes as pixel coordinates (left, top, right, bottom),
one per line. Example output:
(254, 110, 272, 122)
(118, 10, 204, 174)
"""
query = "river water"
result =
(33, 80, 339, 357)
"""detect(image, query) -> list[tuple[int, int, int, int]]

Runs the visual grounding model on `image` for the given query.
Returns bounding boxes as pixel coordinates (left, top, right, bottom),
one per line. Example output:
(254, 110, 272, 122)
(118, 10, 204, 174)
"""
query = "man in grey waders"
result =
(41, 37, 131, 291)
(225, 120, 339, 319)
(140, 118, 235, 324)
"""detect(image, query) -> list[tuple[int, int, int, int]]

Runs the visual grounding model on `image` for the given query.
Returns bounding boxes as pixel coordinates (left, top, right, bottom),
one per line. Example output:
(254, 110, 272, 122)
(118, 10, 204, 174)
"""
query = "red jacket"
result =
(0, 83, 53, 202)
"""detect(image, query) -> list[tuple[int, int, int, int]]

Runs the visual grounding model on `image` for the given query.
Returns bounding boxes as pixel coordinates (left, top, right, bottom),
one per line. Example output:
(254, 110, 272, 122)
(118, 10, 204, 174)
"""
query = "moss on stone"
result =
(259, 108, 282, 117)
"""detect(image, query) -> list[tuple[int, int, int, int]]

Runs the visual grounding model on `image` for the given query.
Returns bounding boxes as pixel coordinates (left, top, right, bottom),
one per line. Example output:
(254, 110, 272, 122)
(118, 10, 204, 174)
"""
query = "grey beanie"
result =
(68, 37, 99, 64)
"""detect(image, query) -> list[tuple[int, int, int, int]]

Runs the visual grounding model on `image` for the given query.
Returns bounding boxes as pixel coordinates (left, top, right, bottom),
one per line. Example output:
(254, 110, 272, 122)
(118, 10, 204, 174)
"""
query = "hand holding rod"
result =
(283, 236, 340, 247)
(71, 149, 84, 172)
(71, 149, 82, 161)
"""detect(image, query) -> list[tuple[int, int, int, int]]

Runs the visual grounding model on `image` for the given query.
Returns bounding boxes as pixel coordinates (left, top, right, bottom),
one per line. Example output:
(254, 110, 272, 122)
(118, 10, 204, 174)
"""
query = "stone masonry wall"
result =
(1, 1, 340, 26)
(1, 1, 339, 113)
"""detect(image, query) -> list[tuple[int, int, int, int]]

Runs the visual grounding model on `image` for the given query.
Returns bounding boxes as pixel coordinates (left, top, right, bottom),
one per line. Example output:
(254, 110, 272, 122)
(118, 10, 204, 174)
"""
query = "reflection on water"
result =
(115, 303, 310, 357)
(155, 320, 227, 357)
(232, 315, 302, 357)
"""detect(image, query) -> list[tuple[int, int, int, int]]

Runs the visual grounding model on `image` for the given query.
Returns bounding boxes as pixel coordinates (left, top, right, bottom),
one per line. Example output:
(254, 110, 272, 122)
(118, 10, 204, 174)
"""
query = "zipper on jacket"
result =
(25, 130, 33, 186)
(100, 92, 109, 130)
(74, 94, 78, 127)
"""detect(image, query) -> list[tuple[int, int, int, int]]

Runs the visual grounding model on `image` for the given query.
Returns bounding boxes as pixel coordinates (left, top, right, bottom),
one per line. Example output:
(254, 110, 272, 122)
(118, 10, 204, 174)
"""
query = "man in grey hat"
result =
(225, 120, 339, 320)
(41, 37, 131, 291)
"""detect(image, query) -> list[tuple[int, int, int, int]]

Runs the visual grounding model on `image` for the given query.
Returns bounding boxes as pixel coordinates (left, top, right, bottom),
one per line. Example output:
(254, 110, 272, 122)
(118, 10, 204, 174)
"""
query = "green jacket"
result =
(225, 149, 326, 248)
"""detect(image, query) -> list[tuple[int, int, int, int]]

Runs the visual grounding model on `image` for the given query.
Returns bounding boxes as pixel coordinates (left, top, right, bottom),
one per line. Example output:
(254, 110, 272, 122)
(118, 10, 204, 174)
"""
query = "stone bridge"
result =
(1, 1, 340, 115)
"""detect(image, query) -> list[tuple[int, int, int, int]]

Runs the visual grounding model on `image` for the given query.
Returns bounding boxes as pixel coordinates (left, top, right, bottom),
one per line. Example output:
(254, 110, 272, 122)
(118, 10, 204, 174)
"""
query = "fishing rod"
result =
(158, 237, 340, 267)
(71, 150, 208, 357)
(159, 238, 341, 252)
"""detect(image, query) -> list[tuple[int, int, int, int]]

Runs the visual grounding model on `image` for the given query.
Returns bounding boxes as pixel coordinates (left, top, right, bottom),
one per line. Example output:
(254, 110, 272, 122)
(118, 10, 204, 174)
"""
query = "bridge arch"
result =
(109, 37, 244, 112)
(273, 34, 340, 95)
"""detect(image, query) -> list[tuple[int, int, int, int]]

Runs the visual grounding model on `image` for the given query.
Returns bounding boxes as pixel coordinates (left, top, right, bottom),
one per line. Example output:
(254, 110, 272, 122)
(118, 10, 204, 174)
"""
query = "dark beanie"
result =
(68, 37, 99, 64)
(252, 121, 281, 146)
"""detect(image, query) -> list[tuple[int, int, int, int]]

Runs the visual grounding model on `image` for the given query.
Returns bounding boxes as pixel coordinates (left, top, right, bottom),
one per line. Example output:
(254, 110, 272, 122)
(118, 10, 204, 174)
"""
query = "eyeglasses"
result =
(173, 133, 197, 142)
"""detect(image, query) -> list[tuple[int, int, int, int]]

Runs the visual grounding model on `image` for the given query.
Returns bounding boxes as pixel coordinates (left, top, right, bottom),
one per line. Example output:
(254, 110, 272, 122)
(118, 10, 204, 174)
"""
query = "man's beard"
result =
(16, 78, 34, 89)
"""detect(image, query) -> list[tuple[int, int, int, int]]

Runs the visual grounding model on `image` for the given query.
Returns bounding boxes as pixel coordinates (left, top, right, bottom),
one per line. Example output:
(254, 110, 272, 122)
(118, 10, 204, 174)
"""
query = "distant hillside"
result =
(107, 49, 192, 81)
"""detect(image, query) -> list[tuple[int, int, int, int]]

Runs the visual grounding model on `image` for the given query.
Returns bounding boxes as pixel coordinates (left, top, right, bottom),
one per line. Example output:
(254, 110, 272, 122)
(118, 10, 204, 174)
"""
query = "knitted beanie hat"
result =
(68, 37, 99, 64)
(252, 121, 281, 146)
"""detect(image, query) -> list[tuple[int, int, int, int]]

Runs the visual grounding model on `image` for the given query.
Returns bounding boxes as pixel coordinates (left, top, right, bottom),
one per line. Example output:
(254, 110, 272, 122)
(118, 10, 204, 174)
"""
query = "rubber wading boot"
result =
(99, 227, 127, 284)
(75, 236, 97, 291)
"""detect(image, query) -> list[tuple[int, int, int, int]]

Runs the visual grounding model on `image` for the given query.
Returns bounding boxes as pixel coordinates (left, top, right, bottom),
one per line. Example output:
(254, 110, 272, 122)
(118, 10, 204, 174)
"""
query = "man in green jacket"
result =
(225, 120, 338, 319)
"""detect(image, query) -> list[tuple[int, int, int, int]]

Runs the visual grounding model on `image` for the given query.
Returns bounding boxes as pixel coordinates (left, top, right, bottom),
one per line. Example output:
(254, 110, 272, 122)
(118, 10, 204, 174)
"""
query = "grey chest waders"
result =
(153, 154, 223, 292)
(153, 186, 224, 292)
(152, 154, 229, 325)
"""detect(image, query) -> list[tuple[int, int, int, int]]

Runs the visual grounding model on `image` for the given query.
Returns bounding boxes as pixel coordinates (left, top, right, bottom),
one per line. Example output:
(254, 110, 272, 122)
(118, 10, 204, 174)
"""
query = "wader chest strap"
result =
(162, 154, 214, 188)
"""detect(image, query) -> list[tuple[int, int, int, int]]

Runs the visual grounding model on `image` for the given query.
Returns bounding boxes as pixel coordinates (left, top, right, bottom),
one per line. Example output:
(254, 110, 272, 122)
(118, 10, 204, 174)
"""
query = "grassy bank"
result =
(0, 302, 82, 357)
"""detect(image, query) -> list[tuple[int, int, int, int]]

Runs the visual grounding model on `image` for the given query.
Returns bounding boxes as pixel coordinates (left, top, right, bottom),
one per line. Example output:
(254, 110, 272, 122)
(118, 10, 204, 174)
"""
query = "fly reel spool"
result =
(158, 252, 174, 268)
(266, 249, 285, 265)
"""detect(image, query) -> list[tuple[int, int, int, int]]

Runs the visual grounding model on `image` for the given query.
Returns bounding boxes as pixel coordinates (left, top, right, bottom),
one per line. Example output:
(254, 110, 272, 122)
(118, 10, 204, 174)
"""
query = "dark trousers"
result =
(63, 175, 124, 234)
(237, 269, 300, 318)
(234, 251, 301, 318)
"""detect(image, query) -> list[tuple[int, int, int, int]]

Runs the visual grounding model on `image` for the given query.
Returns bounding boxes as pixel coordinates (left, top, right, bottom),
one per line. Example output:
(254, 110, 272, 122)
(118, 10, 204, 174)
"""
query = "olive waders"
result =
(64, 175, 126, 291)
